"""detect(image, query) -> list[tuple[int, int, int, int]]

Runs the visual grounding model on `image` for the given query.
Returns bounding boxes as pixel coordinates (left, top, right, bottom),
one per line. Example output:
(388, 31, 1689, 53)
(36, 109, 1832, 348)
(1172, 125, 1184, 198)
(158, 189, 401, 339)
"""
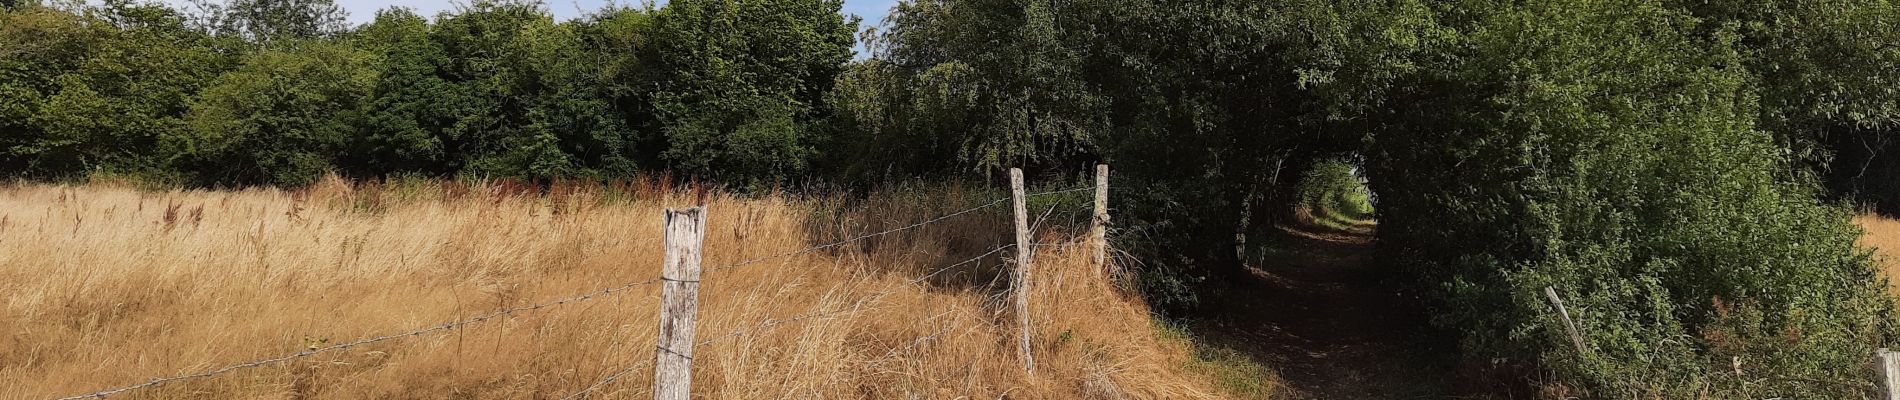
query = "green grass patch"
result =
(1153, 319, 1276, 399)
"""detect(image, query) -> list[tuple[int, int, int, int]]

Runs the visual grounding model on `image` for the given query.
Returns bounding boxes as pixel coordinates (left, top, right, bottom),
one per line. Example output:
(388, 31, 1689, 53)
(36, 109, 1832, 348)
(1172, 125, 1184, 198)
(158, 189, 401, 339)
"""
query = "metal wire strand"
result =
(59, 184, 1089, 400)
(706, 198, 1008, 275)
(560, 244, 1014, 400)
(559, 359, 656, 400)
(1025, 186, 1096, 198)
(704, 184, 1089, 276)
(700, 244, 1014, 348)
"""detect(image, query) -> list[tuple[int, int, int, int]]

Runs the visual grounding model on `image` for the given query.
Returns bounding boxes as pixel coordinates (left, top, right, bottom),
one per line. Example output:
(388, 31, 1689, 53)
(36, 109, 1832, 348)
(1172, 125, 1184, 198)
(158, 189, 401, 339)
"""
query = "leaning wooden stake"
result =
(1543, 286, 1590, 357)
(653, 207, 706, 400)
(1009, 168, 1035, 374)
(1091, 164, 1110, 274)
(1878, 348, 1900, 400)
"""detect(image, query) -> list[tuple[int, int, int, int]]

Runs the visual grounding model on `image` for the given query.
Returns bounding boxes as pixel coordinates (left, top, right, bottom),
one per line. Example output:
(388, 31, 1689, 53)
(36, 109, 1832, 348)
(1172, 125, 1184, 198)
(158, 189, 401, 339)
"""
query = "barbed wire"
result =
(558, 359, 656, 400)
(1025, 186, 1096, 198)
(703, 185, 1088, 276)
(560, 244, 1016, 400)
(706, 199, 1008, 275)
(56, 185, 1088, 400)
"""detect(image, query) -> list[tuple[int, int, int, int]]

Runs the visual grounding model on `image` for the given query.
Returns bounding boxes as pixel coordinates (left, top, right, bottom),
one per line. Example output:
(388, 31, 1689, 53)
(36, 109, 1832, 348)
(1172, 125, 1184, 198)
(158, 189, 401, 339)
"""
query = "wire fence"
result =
(53, 184, 1097, 400)
(560, 244, 1016, 400)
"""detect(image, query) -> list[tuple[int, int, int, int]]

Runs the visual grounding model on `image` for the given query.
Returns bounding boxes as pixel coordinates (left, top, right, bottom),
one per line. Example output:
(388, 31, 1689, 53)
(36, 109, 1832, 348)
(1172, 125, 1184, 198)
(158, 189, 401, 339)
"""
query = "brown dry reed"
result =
(1856, 212, 1900, 294)
(0, 175, 1226, 399)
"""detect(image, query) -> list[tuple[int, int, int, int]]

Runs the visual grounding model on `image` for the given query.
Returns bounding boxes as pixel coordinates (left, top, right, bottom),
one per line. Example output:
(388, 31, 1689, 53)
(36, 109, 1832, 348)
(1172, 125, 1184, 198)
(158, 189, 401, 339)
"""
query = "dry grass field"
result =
(1857, 212, 1900, 292)
(0, 177, 1228, 399)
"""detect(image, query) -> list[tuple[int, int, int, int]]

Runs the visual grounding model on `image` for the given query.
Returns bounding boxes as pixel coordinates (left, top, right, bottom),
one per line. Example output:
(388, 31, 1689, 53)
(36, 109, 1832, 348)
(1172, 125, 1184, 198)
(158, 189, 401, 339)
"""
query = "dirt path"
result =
(1192, 219, 1471, 399)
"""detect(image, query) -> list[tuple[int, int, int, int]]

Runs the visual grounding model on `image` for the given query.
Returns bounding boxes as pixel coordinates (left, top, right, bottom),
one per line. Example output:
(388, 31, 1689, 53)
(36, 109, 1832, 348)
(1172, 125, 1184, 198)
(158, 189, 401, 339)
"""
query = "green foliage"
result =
(1670, 0, 1900, 214)
(187, 0, 348, 42)
(438, 1, 637, 179)
(1153, 319, 1276, 398)
(1, 0, 850, 184)
(648, 0, 857, 185)
(1363, 0, 1894, 396)
(170, 41, 373, 186)
(1295, 158, 1372, 221)
(847, 0, 1900, 396)
(345, 7, 452, 175)
(0, 2, 228, 179)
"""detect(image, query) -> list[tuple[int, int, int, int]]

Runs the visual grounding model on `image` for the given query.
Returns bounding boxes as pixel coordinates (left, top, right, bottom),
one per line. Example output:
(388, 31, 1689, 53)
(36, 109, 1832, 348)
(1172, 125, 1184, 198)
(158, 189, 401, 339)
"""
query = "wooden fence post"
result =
(653, 207, 706, 400)
(1009, 168, 1035, 374)
(1092, 164, 1110, 274)
(1878, 348, 1900, 400)
(1543, 286, 1590, 357)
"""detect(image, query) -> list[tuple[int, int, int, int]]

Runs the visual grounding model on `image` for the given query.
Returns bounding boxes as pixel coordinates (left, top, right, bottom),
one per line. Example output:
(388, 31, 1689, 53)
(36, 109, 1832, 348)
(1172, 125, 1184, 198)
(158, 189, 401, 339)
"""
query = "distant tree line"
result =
(8, 0, 1900, 396)
(1, 0, 854, 187)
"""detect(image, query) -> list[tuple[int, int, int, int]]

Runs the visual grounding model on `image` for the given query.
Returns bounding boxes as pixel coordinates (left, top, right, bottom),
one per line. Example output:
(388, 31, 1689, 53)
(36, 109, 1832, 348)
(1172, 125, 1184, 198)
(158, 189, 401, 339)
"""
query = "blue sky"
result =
(156, 0, 902, 56)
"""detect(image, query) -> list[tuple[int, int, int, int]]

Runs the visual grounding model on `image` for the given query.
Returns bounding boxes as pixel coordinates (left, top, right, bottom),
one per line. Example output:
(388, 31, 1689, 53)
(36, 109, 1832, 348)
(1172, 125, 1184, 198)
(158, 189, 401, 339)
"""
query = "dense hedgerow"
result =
(1, 0, 854, 187)
(1366, 1, 1896, 396)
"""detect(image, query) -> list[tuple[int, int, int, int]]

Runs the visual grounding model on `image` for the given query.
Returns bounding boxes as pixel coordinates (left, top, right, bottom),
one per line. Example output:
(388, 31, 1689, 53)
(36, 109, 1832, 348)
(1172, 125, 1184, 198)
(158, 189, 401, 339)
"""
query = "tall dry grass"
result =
(1856, 212, 1900, 293)
(0, 177, 1225, 399)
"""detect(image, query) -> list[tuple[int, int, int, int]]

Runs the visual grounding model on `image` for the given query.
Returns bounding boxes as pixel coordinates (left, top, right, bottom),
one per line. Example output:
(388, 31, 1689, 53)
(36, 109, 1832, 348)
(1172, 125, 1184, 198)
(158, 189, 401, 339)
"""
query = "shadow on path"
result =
(1188, 218, 1484, 399)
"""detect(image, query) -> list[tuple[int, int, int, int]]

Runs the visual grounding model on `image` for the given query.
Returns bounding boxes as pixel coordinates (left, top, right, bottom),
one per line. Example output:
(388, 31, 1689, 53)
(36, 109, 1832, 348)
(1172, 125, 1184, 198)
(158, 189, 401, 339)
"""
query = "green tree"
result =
(858, 0, 1897, 396)
(400, 0, 647, 180)
(1364, 1, 1891, 396)
(187, 0, 348, 42)
(0, 2, 228, 179)
(1671, 0, 1900, 214)
(168, 41, 374, 186)
(648, 0, 857, 184)
(346, 7, 454, 176)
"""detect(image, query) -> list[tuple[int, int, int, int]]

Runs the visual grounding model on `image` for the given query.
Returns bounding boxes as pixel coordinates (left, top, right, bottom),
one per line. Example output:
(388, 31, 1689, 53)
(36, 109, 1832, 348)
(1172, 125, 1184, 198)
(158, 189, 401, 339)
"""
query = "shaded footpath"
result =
(1188, 218, 1500, 399)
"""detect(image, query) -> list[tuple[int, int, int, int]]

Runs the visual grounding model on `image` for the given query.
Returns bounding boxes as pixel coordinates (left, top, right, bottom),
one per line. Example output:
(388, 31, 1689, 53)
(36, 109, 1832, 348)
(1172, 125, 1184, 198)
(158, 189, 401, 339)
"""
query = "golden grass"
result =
(0, 177, 1228, 399)
(1856, 212, 1900, 293)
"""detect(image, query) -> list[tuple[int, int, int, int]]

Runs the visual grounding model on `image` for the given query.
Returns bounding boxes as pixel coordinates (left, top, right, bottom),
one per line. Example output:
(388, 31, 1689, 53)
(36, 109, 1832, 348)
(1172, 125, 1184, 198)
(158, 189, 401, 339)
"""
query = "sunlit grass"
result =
(1855, 212, 1900, 294)
(0, 176, 1231, 399)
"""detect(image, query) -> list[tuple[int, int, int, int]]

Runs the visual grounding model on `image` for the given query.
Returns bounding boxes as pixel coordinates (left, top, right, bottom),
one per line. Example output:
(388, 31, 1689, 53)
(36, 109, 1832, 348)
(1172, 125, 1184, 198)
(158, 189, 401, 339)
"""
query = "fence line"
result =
(53, 181, 1099, 400)
(704, 185, 1096, 276)
(562, 244, 1016, 400)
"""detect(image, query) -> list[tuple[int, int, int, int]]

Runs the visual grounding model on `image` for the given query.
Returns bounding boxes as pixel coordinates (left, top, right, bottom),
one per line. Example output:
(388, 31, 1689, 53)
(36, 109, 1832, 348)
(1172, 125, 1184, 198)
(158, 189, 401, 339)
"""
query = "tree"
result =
(648, 0, 857, 184)
(1364, 1, 1890, 396)
(168, 41, 374, 186)
(0, 2, 228, 179)
(855, 0, 1897, 396)
(345, 7, 454, 176)
(1664, 0, 1900, 213)
(187, 0, 348, 42)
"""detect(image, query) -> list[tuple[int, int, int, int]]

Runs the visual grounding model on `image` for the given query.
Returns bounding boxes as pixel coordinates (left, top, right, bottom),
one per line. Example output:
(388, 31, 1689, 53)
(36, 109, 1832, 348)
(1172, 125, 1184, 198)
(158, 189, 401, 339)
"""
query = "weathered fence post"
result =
(1543, 286, 1590, 357)
(1878, 348, 1900, 400)
(1009, 168, 1035, 374)
(1092, 164, 1110, 274)
(653, 207, 705, 400)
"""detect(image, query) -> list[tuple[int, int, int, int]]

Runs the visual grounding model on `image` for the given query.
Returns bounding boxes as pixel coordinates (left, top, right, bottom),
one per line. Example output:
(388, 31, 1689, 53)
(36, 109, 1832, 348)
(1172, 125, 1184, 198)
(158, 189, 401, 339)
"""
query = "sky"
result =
(155, 0, 902, 56)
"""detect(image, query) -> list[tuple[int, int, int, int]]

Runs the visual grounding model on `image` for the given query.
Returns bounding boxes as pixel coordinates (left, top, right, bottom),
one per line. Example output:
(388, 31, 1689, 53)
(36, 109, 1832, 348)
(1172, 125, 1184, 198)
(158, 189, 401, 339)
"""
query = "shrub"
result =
(1366, 1, 1897, 396)
(167, 41, 374, 186)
